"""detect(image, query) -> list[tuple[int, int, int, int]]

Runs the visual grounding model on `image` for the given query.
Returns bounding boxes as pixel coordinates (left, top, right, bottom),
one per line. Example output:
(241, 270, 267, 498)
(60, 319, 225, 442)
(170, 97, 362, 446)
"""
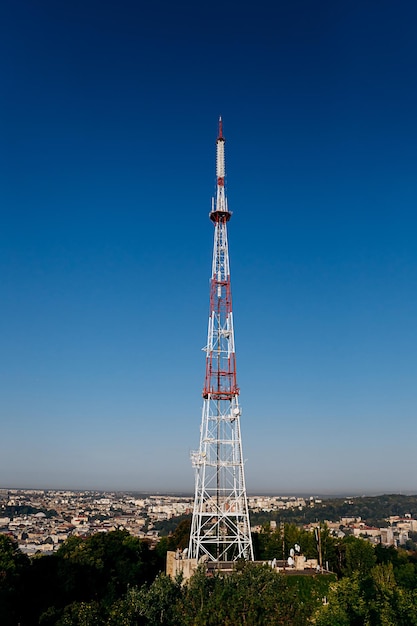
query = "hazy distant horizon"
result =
(2, 484, 417, 500)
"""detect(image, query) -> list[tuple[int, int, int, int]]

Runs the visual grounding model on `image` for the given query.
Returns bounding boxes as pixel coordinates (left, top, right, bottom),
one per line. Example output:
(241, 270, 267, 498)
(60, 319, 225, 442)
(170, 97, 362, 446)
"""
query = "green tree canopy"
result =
(0, 535, 29, 626)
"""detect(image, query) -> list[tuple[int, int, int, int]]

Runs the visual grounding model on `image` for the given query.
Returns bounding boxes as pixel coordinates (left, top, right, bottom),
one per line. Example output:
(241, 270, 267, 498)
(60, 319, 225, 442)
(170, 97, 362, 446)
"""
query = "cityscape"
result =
(2, 488, 417, 557)
(0, 488, 312, 555)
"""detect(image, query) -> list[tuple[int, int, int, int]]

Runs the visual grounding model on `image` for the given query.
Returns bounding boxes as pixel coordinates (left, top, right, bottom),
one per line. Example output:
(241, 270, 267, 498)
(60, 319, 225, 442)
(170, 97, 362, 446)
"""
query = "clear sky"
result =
(2, 0, 417, 494)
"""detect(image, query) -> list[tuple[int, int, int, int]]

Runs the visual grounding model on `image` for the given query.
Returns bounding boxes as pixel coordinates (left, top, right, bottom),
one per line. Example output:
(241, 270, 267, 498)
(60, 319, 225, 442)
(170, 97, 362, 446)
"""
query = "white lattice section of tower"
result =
(216, 139, 225, 179)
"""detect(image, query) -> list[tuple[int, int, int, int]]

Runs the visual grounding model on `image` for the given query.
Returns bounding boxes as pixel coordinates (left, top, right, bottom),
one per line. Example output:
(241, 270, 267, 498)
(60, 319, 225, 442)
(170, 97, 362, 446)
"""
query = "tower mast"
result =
(189, 119, 254, 562)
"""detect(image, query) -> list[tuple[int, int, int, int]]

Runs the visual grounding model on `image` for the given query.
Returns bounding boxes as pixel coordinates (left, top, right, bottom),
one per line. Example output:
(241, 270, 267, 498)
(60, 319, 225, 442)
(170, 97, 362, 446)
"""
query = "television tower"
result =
(189, 119, 254, 562)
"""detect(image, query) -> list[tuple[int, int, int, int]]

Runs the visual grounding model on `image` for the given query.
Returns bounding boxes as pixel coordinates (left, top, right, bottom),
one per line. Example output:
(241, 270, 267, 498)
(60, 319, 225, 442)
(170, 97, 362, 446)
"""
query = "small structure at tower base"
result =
(166, 550, 327, 582)
(166, 551, 198, 581)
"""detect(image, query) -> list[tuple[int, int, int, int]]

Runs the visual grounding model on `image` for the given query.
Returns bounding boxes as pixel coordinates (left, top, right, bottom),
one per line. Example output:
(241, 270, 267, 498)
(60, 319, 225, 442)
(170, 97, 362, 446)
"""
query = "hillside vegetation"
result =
(2, 516, 417, 624)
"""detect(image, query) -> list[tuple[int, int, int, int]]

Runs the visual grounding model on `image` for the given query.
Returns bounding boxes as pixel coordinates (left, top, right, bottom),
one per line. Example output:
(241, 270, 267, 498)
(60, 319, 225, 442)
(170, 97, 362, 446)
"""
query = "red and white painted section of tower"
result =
(188, 119, 254, 563)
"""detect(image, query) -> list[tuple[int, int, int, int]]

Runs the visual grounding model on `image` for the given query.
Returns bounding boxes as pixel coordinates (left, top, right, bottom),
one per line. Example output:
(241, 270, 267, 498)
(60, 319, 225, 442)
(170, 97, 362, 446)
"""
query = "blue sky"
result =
(1, 0, 417, 494)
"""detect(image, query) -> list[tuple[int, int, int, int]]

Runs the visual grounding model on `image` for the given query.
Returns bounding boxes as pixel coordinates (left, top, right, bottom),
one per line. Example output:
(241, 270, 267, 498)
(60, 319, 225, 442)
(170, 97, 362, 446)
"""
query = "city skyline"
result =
(2, 1, 417, 494)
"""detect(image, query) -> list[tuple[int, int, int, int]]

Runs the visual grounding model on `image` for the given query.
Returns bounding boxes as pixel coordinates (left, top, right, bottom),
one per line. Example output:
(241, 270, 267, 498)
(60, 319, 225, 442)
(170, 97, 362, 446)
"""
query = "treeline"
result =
(0, 531, 163, 625)
(0, 529, 334, 625)
(2, 524, 417, 624)
(153, 494, 417, 535)
(250, 493, 417, 528)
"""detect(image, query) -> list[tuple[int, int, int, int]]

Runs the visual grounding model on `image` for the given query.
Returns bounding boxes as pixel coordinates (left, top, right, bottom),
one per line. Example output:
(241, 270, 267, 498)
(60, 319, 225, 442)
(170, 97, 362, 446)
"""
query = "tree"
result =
(128, 574, 182, 626)
(177, 562, 331, 626)
(166, 518, 191, 552)
(0, 533, 29, 577)
(340, 535, 376, 577)
(55, 529, 155, 605)
(313, 573, 366, 625)
(55, 601, 103, 626)
(26, 530, 163, 623)
(314, 563, 417, 626)
(0, 535, 29, 626)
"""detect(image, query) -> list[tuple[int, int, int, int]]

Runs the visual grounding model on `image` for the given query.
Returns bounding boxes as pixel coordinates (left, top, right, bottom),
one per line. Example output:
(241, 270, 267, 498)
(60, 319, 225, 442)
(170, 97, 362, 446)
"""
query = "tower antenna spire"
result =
(213, 116, 227, 218)
(189, 119, 254, 563)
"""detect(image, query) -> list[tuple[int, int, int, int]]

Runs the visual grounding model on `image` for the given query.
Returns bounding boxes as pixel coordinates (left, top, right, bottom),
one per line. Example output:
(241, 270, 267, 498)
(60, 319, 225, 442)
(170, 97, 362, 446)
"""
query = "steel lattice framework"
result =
(189, 119, 254, 563)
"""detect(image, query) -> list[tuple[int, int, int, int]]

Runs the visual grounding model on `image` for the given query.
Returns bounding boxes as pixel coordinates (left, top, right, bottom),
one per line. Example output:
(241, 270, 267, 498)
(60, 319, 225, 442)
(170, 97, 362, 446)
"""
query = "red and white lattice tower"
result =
(189, 119, 254, 562)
